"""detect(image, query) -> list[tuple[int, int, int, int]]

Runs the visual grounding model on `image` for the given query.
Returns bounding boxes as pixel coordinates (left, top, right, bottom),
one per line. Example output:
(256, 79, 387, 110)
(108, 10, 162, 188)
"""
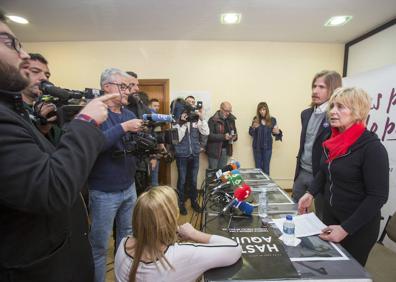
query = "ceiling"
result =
(2, 0, 396, 43)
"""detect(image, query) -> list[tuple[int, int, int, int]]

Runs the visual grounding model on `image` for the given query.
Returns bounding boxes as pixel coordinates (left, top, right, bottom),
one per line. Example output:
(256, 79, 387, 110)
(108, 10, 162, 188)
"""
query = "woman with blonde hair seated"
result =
(298, 87, 389, 266)
(114, 186, 242, 282)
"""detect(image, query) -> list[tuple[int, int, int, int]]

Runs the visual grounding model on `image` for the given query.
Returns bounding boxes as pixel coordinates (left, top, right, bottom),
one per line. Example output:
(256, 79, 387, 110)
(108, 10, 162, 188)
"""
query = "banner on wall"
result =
(343, 64, 396, 246)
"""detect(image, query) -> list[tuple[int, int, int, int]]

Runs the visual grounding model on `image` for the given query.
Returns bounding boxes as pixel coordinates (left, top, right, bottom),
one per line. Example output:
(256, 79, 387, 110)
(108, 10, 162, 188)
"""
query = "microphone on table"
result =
(220, 160, 240, 174)
(222, 183, 252, 214)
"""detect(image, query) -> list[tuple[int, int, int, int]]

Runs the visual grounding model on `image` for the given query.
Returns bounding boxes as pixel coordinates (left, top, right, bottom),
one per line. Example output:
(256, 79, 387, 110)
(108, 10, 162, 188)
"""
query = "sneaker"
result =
(179, 205, 188, 215)
(191, 200, 202, 213)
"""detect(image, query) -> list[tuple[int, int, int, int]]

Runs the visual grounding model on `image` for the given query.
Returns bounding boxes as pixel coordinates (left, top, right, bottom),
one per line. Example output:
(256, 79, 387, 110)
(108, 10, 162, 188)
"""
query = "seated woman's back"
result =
(115, 234, 241, 282)
(114, 186, 242, 282)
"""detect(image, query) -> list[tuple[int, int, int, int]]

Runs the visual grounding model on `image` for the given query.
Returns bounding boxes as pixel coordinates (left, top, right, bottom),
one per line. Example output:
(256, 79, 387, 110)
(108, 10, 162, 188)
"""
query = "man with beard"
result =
(292, 70, 342, 219)
(0, 11, 118, 281)
(87, 68, 143, 282)
(22, 53, 63, 145)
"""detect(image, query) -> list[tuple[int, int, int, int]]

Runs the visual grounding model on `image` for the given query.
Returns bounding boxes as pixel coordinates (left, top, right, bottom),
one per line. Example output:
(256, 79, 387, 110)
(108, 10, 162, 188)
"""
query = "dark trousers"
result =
(253, 148, 272, 175)
(176, 155, 199, 207)
(323, 202, 380, 266)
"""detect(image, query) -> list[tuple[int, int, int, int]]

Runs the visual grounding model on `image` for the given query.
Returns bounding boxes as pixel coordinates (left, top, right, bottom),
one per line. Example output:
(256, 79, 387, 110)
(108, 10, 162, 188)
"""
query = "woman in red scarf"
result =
(298, 87, 389, 266)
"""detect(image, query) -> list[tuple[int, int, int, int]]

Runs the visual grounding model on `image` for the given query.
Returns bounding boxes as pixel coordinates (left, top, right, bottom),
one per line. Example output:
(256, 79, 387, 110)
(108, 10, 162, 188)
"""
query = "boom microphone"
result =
(142, 113, 174, 123)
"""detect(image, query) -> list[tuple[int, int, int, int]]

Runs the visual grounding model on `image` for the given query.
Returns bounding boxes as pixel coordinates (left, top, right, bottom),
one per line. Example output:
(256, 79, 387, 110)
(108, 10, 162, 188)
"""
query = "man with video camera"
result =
(21, 53, 63, 145)
(172, 98, 209, 215)
(0, 11, 119, 282)
(87, 68, 143, 282)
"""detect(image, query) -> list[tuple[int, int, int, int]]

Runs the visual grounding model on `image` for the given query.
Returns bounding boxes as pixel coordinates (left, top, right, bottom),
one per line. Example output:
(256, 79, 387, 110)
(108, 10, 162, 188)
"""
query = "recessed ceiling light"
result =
(325, 16, 352, 27)
(221, 13, 241, 25)
(6, 15, 29, 24)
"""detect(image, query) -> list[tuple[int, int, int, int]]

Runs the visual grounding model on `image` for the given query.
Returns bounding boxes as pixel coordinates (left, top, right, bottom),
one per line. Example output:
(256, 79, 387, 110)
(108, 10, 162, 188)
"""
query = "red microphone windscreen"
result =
(234, 184, 251, 201)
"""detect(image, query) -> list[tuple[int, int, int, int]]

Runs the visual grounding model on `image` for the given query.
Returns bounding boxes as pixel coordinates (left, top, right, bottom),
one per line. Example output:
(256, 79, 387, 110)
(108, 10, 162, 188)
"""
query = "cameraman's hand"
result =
(180, 112, 188, 122)
(38, 103, 57, 123)
(121, 119, 144, 133)
(80, 93, 119, 125)
(224, 133, 232, 140)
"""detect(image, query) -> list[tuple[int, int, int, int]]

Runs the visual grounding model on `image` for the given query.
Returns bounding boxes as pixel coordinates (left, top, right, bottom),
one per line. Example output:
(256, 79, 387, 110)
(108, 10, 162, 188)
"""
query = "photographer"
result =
(172, 99, 209, 215)
(21, 53, 63, 145)
(87, 68, 143, 282)
(207, 101, 238, 169)
(0, 12, 118, 282)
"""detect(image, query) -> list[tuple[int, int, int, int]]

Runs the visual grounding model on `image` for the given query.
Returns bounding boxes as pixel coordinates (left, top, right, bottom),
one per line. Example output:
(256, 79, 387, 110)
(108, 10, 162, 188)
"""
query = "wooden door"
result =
(138, 79, 171, 185)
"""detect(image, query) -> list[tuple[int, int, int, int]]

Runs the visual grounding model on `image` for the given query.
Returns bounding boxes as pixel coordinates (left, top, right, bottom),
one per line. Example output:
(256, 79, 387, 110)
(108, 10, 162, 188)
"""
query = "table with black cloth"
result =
(203, 168, 372, 282)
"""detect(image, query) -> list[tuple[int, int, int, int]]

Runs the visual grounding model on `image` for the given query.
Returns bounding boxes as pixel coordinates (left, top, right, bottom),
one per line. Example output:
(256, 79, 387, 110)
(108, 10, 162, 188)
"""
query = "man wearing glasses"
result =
(87, 68, 143, 282)
(207, 101, 238, 169)
(0, 11, 118, 282)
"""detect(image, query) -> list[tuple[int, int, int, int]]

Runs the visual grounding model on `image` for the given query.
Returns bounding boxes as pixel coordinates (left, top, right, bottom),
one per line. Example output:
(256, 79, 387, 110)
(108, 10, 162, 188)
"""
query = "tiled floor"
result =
(105, 199, 201, 282)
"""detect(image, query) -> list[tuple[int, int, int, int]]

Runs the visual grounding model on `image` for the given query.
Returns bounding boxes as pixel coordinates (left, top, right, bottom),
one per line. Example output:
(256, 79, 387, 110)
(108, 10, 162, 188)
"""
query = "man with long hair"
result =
(292, 70, 342, 219)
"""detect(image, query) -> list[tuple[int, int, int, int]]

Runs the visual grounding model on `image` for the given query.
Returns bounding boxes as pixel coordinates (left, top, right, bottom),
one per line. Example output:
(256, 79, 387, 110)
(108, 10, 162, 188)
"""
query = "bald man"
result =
(207, 101, 238, 169)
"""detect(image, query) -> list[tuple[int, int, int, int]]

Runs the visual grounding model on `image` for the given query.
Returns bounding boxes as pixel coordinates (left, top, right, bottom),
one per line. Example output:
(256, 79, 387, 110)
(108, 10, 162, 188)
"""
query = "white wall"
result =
(347, 24, 396, 76)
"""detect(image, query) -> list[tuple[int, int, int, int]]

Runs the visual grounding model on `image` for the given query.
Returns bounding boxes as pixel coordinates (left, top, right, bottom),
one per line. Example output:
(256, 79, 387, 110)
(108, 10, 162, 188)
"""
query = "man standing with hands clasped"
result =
(207, 101, 238, 170)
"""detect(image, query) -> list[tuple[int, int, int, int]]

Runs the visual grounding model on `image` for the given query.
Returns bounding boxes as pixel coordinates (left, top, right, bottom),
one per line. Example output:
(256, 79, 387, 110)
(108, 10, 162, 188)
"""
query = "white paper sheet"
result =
(273, 212, 327, 238)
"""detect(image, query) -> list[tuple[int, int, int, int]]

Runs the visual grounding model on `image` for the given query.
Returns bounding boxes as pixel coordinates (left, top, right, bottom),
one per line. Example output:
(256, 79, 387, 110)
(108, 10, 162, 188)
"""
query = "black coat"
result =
(309, 130, 389, 235)
(0, 90, 104, 282)
(294, 107, 331, 180)
(206, 111, 237, 159)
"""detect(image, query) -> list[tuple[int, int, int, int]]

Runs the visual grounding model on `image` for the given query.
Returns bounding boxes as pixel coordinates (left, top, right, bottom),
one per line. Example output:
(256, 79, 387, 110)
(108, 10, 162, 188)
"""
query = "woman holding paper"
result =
(298, 87, 389, 266)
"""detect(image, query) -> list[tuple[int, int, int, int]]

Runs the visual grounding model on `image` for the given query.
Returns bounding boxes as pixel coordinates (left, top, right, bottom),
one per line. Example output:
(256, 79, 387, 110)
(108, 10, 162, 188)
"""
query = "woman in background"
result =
(114, 186, 241, 282)
(298, 87, 389, 266)
(249, 102, 282, 175)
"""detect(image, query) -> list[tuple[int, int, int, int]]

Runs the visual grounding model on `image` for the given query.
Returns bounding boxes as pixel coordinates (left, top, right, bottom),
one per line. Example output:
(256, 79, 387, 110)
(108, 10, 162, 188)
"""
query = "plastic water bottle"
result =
(258, 191, 268, 218)
(283, 215, 295, 246)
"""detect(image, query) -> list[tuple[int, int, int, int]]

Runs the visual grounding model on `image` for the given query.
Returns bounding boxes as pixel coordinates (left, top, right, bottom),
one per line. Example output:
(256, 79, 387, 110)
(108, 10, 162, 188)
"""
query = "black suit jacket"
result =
(0, 89, 103, 281)
(294, 107, 331, 180)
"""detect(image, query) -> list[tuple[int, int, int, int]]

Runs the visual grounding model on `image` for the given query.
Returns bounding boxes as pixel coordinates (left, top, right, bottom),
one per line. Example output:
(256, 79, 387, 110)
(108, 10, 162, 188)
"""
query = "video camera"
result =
(113, 128, 179, 159)
(34, 81, 104, 126)
(171, 98, 203, 123)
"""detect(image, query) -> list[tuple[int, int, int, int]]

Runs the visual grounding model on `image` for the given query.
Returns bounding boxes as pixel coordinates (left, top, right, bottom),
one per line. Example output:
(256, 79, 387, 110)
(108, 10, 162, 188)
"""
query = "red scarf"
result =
(323, 123, 365, 163)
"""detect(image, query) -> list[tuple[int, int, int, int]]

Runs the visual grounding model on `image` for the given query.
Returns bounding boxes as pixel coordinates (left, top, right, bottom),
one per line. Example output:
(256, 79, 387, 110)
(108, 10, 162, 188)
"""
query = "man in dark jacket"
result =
(21, 53, 63, 146)
(292, 70, 342, 219)
(0, 13, 116, 282)
(207, 101, 238, 169)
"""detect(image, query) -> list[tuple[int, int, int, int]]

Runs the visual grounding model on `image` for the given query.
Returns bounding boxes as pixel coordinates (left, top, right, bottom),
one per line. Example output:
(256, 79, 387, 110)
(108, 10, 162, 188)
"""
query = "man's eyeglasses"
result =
(106, 82, 136, 92)
(0, 32, 23, 53)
